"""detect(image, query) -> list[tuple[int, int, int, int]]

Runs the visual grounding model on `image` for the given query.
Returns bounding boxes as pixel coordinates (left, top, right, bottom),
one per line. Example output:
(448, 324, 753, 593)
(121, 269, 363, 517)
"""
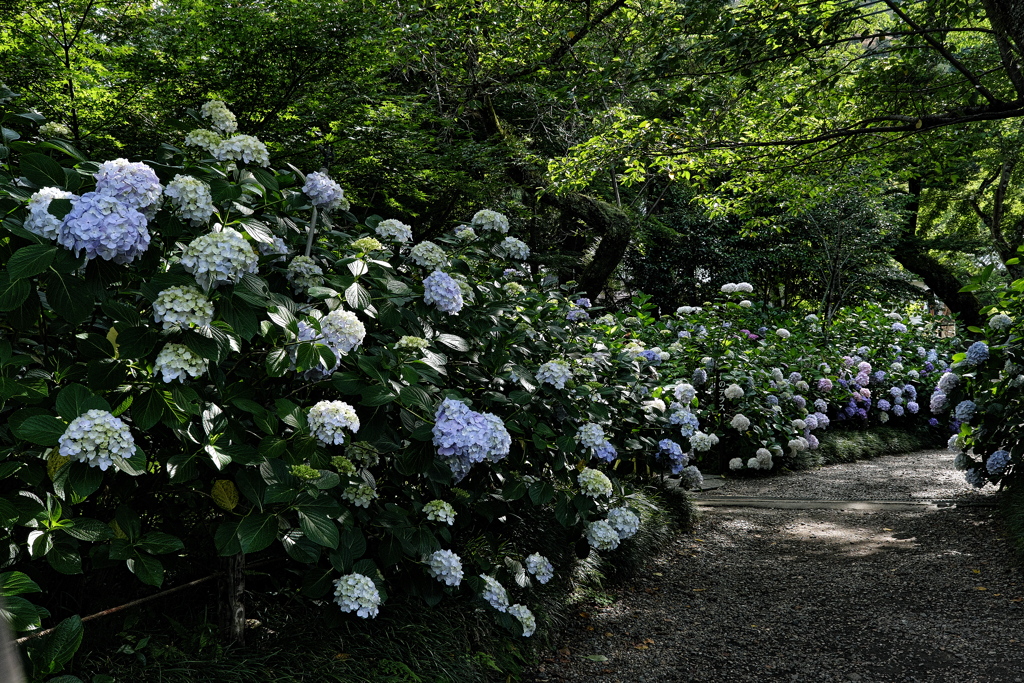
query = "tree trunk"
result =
(220, 552, 245, 645)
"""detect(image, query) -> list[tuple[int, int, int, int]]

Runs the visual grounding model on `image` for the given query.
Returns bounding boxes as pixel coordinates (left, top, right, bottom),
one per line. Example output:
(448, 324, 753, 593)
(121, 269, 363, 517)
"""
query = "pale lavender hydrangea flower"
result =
(152, 285, 214, 329)
(57, 192, 150, 263)
(501, 236, 530, 260)
(432, 398, 511, 481)
(375, 219, 413, 242)
(164, 175, 215, 225)
(426, 549, 464, 586)
(525, 553, 554, 584)
(537, 360, 572, 389)
(302, 171, 349, 211)
(480, 575, 509, 611)
(606, 507, 640, 539)
(154, 343, 208, 382)
(585, 520, 620, 550)
(94, 159, 163, 213)
(423, 271, 464, 314)
(285, 255, 324, 294)
(471, 209, 509, 233)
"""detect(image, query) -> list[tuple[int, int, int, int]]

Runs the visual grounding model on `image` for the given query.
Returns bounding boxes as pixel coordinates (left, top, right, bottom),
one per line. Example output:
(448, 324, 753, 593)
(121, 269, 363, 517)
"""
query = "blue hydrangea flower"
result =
(57, 192, 150, 264)
(93, 158, 163, 213)
(657, 438, 688, 474)
(692, 368, 707, 385)
(930, 391, 947, 414)
(877, 399, 891, 411)
(302, 171, 349, 211)
(987, 450, 1011, 475)
(965, 341, 989, 365)
(423, 271, 464, 314)
(566, 306, 590, 321)
(954, 400, 977, 422)
(906, 401, 919, 414)
(766, 395, 779, 406)
(891, 322, 907, 333)
(575, 297, 592, 308)
(792, 395, 806, 410)
(432, 398, 511, 481)
(892, 404, 904, 417)
(58, 409, 135, 471)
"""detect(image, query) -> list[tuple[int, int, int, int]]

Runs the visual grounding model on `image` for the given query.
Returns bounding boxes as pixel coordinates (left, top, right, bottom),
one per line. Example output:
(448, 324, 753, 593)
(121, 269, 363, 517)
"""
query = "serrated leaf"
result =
(128, 552, 164, 586)
(55, 383, 109, 421)
(238, 513, 277, 553)
(212, 480, 239, 510)
(345, 282, 371, 309)
(435, 334, 469, 351)
(7, 244, 56, 280)
(0, 271, 31, 311)
(20, 152, 67, 188)
(11, 414, 66, 446)
(298, 509, 339, 549)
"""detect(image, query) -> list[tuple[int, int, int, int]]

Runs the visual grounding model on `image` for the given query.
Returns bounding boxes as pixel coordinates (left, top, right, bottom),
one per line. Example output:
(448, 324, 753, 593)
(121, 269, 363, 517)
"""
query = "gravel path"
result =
(529, 450, 1024, 683)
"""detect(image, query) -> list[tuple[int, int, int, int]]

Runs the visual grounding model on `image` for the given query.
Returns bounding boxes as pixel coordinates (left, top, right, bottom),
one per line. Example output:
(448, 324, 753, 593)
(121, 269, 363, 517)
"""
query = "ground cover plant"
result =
(0, 97, 962, 680)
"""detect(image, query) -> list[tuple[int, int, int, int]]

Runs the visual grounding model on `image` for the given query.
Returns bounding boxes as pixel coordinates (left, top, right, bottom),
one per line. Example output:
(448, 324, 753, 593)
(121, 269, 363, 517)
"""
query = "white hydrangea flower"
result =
(537, 360, 572, 389)
(756, 448, 773, 469)
(990, 313, 1013, 330)
(409, 240, 448, 270)
(724, 384, 744, 400)
(200, 100, 238, 134)
(333, 573, 381, 618)
(739, 300, 752, 308)
(375, 218, 412, 243)
(792, 419, 806, 430)
(302, 171, 349, 211)
(747, 457, 761, 469)
(879, 412, 890, 423)
(24, 187, 75, 239)
(525, 553, 554, 584)
(606, 507, 640, 540)
(885, 312, 902, 321)
(308, 400, 360, 446)
(342, 482, 377, 508)
(180, 227, 258, 289)
(501, 236, 530, 260)
(285, 255, 325, 294)
(426, 549, 464, 586)
(471, 209, 510, 233)
(214, 135, 270, 166)
(154, 343, 208, 382)
(576, 424, 606, 450)
(788, 437, 809, 453)
(503, 281, 527, 296)
(578, 467, 613, 498)
(585, 520, 620, 550)
(480, 575, 509, 612)
(729, 457, 744, 470)
(423, 500, 456, 525)
(319, 309, 366, 354)
(680, 465, 704, 489)
(730, 414, 750, 431)
(153, 285, 215, 329)
(184, 128, 221, 153)
(720, 283, 737, 293)
(39, 121, 71, 138)
(164, 175, 215, 225)
(58, 409, 135, 472)
(690, 431, 719, 451)
(735, 282, 754, 293)
(776, 328, 791, 339)
(674, 383, 696, 403)
(455, 226, 477, 240)
(509, 604, 536, 637)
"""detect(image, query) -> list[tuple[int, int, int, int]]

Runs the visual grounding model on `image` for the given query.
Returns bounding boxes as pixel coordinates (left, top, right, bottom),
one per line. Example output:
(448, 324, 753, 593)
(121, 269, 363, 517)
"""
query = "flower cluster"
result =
(285, 255, 325, 294)
(423, 271, 464, 314)
(432, 398, 511, 481)
(509, 604, 536, 637)
(723, 384, 744, 400)
(987, 450, 1011, 475)
(577, 423, 616, 462)
(657, 438, 688, 474)
(94, 159, 163, 213)
(58, 409, 135, 471)
(525, 553, 554, 584)
(214, 135, 270, 166)
(990, 313, 1013, 330)
(200, 100, 238, 134)
(501, 236, 530, 260)
(24, 187, 75, 239)
(308, 400, 360, 446)
(351, 237, 383, 253)
(57, 192, 150, 263)
(423, 500, 456, 525)
(471, 209, 509, 233)
(679, 465, 704, 489)
(409, 241, 448, 270)
(480, 575, 509, 611)
(578, 467, 613, 497)
(396, 336, 429, 351)
(965, 341, 989, 365)
(342, 482, 377, 508)
(456, 226, 477, 241)
(152, 285, 215, 329)
(566, 305, 589, 321)
(39, 121, 71, 138)
(585, 520, 620, 550)
(180, 227, 258, 289)
(154, 343, 208, 382)
(164, 175, 215, 225)
(606, 507, 640, 539)
(184, 129, 221, 153)
(954, 400, 977, 422)
(730, 414, 750, 431)
(302, 171, 349, 211)
(333, 574, 381, 618)
(537, 360, 572, 389)
(375, 218, 412, 242)
(318, 308, 367, 355)
(425, 549, 464, 586)
(690, 431, 719, 451)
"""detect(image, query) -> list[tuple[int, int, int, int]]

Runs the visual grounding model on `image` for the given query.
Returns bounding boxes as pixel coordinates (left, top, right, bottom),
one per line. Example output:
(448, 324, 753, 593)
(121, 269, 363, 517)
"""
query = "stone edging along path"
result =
(528, 450, 1024, 683)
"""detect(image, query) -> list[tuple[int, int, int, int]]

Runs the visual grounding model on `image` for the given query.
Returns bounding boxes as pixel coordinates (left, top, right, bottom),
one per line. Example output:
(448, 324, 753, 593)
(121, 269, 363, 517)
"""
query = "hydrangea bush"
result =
(0, 100, 687, 651)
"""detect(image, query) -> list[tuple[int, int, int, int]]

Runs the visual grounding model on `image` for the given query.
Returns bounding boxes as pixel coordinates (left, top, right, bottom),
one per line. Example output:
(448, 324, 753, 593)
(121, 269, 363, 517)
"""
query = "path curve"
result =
(529, 450, 1024, 683)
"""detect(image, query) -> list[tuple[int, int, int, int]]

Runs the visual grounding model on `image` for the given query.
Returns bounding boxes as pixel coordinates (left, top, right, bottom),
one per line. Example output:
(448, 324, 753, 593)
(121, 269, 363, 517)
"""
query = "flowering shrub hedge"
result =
(940, 263, 1024, 490)
(0, 100, 685, 675)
